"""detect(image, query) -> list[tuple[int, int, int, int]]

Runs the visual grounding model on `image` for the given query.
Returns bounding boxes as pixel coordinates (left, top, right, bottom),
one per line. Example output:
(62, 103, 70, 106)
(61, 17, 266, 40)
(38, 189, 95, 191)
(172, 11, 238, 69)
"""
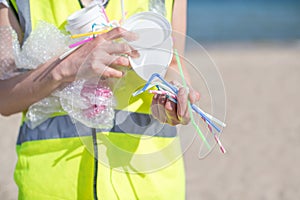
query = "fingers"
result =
(151, 93, 182, 126)
(151, 83, 201, 126)
(176, 88, 190, 125)
(87, 47, 134, 77)
(85, 28, 140, 77)
(102, 27, 139, 41)
(102, 66, 124, 78)
(188, 88, 200, 104)
(151, 94, 167, 123)
(152, 86, 198, 126)
(157, 94, 169, 123)
(177, 88, 188, 118)
(61, 27, 140, 81)
(110, 55, 130, 66)
(104, 42, 139, 58)
(164, 99, 180, 125)
(98, 66, 123, 78)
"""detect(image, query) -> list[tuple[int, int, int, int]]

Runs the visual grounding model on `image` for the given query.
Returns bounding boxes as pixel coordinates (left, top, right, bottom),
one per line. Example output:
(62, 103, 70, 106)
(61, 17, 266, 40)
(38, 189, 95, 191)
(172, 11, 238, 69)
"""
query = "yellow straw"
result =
(70, 29, 110, 39)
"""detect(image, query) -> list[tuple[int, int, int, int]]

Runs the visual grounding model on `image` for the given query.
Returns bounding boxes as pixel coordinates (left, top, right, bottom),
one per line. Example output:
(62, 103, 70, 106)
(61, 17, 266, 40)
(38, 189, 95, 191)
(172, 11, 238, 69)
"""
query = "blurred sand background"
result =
(1, 42, 300, 199)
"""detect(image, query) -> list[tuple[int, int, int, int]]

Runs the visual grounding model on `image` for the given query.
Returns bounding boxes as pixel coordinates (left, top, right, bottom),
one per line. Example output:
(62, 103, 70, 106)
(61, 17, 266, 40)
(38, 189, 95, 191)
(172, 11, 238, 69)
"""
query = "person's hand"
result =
(52, 27, 139, 83)
(151, 86, 200, 126)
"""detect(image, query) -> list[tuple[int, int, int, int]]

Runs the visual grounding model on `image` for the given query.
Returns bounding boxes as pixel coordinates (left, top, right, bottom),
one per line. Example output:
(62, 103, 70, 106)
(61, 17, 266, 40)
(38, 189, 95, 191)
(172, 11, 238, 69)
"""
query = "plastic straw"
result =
(214, 135, 226, 153)
(174, 49, 211, 149)
(193, 105, 226, 127)
(133, 72, 222, 132)
(70, 29, 109, 39)
(101, 6, 110, 23)
(120, 0, 125, 23)
(148, 90, 177, 99)
(174, 49, 227, 154)
(59, 45, 81, 60)
(69, 37, 94, 48)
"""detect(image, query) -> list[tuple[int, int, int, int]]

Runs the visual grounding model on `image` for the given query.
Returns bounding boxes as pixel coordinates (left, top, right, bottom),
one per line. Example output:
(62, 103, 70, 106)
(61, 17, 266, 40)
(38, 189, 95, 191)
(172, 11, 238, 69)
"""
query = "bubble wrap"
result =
(26, 96, 64, 128)
(53, 80, 115, 129)
(15, 21, 116, 129)
(13, 21, 71, 70)
(0, 26, 20, 80)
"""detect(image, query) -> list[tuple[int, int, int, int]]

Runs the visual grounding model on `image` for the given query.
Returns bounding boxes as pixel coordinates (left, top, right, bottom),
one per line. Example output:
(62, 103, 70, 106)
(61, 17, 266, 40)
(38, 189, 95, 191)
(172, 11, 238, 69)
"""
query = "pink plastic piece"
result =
(80, 81, 113, 119)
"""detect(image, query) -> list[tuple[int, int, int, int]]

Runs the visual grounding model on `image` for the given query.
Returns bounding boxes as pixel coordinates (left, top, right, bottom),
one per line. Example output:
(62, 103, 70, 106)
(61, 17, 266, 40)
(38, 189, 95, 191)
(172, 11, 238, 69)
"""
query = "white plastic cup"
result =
(66, 4, 107, 35)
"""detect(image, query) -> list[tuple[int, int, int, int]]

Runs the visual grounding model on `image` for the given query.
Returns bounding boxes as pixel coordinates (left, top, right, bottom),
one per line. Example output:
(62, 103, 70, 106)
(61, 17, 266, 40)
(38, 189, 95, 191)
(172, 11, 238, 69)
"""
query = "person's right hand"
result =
(52, 27, 139, 84)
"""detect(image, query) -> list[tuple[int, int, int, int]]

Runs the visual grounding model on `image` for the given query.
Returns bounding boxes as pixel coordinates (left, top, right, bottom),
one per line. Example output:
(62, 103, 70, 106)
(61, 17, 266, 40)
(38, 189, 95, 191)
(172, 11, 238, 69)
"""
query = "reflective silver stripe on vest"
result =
(17, 110, 177, 145)
(15, 0, 31, 41)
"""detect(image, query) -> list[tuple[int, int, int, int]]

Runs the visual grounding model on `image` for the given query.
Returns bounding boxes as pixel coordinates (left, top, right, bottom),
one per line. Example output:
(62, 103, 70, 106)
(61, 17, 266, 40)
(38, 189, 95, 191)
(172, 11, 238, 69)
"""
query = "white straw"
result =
(120, 0, 125, 23)
(194, 106, 226, 127)
(59, 46, 80, 60)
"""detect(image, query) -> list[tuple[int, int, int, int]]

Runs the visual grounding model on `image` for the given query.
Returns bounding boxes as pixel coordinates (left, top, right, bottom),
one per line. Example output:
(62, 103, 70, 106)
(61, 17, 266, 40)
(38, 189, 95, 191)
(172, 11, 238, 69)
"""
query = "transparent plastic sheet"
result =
(70, 29, 227, 175)
(53, 80, 115, 129)
(26, 96, 64, 128)
(0, 26, 20, 80)
(10, 21, 116, 129)
(26, 80, 116, 129)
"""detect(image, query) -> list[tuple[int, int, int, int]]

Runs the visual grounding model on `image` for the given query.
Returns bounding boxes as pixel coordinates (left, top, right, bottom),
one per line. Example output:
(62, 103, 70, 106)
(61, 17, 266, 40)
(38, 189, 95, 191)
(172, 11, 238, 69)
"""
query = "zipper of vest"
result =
(92, 128, 99, 200)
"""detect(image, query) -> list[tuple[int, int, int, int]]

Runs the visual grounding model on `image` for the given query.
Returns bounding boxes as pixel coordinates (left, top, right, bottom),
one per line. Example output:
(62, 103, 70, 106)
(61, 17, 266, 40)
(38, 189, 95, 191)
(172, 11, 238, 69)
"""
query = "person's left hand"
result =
(151, 86, 200, 126)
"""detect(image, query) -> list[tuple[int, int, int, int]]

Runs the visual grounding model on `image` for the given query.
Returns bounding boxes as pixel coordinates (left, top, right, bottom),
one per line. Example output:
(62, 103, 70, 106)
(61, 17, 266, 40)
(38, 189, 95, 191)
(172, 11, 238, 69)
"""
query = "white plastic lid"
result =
(122, 12, 172, 48)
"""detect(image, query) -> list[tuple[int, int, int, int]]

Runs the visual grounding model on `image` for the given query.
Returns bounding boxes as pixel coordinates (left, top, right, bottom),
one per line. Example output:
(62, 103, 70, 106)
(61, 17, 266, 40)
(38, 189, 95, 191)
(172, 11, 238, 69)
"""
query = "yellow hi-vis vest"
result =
(10, 0, 185, 199)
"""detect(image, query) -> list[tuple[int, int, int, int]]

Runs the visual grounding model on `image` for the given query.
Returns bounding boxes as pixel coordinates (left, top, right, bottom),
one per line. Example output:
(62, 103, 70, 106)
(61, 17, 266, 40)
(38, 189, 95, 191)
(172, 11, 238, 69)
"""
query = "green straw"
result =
(174, 49, 211, 149)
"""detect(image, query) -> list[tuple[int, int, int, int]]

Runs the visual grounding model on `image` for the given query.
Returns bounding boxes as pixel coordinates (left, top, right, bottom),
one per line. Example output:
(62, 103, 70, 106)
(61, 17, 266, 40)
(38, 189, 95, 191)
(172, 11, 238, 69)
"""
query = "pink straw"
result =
(69, 37, 94, 48)
(101, 6, 110, 23)
(214, 135, 226, 154)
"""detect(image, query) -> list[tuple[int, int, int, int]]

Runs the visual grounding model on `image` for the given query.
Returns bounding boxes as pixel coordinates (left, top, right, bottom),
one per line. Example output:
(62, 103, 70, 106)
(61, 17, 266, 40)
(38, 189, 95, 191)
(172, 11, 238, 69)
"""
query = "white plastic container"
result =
(122, 12, 173, 81)
(66, 4, 107, 35)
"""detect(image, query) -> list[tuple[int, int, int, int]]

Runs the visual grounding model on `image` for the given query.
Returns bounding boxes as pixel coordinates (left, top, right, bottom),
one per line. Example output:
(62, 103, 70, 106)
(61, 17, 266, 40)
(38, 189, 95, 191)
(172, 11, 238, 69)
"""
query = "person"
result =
(0, 0, 199, 199)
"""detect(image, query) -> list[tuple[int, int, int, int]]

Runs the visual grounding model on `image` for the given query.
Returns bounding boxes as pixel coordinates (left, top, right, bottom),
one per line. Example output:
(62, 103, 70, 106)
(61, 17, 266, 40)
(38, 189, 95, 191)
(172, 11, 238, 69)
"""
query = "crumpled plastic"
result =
(13, 21, 71, 70)
(0, 26, 20, 80)
(53, 79, 115, 129)
(9, 21, 116, 129)
(25, 96, 64, 128)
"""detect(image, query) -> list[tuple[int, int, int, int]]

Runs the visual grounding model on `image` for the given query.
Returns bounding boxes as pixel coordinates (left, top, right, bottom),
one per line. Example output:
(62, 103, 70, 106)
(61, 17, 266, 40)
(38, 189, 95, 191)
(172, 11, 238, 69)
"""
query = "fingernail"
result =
(127, 32, 139, 41)
(190, 92, 196, 102)
(160, 96, 166, 104)
(178, 88, 185, 96)
(165, 100, 173, 111)
(131, 50, 140, 58)
(179, 88, 187, 97)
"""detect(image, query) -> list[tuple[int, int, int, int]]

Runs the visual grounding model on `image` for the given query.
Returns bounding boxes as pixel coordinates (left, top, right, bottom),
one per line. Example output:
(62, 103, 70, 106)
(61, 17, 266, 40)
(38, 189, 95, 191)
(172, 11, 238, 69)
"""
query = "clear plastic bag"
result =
(12, 21, 116, 129)
(54, 80, 115, 129)
(26, 96, 64, 128)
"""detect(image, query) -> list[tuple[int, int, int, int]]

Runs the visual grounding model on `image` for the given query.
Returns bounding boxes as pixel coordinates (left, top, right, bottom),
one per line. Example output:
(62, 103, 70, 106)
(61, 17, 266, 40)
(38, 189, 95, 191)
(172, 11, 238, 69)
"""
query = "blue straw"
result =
(133, 72, 221, 133)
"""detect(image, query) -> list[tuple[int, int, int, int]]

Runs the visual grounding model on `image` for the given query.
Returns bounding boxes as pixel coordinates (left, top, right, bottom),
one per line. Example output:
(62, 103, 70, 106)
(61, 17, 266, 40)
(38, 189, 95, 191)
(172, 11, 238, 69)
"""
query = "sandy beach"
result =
(1, 43, 300, 199)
